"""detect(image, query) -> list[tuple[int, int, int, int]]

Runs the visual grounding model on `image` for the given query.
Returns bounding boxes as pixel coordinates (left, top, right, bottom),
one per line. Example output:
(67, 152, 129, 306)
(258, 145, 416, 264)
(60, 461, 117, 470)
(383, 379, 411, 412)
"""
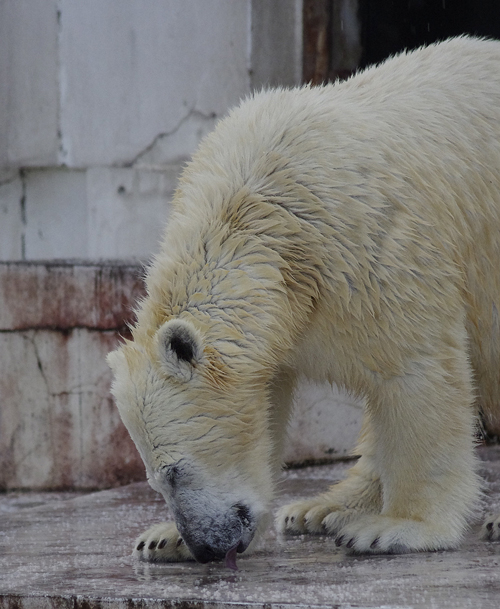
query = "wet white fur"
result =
(108, 37, 500, 560)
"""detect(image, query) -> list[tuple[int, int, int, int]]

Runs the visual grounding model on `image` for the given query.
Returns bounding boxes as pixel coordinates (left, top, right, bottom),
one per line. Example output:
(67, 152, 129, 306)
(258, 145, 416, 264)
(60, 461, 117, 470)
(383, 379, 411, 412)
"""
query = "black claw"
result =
(176, 537, 184, 548)
(335, 535, 344, 547)
(370, 537, 380, 549)
(136, 541, 146, 551)
(346, 537, 355, 549)
(158, 538, 167, 549)
(148, 540, 157, 550)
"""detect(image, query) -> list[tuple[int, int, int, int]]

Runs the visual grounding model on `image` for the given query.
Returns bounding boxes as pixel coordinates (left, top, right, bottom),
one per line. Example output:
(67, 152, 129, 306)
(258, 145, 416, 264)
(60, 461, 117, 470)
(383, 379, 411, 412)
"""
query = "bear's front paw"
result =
(276, 500, 321, 534)
(277, 500, 354, 535)
(133, 522, 194, 562)
(277, 473, 382, 537)
(482, 514, 500, 541)
(333, 514, 459, 554)
(277, 497, 373, 536)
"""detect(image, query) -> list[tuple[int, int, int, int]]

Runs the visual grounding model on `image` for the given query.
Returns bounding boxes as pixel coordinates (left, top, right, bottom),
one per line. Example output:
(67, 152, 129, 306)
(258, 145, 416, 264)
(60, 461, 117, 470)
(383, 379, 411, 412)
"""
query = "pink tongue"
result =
(225, 545, 239, 571)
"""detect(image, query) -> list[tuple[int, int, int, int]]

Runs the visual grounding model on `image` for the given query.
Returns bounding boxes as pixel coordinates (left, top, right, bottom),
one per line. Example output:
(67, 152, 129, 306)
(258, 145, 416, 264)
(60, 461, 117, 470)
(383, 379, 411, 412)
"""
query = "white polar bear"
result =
(108, 37, 500, 567)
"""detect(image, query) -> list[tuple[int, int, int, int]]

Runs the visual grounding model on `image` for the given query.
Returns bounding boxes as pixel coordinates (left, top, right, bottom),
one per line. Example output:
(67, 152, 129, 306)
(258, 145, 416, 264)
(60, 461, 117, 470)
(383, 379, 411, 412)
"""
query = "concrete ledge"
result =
(0, 260, 145, 331)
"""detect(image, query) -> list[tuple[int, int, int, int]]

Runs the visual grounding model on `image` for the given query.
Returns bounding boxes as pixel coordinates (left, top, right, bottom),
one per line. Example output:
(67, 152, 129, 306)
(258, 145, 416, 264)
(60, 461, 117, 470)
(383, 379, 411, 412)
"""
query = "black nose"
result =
(192, 543, 225, 564)
(175, 502, 255, 564)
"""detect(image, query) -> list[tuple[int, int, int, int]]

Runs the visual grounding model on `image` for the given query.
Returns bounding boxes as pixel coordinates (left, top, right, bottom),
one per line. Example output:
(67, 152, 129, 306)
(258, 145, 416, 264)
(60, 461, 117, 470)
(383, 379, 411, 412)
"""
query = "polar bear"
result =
(108, 37, 500, 567)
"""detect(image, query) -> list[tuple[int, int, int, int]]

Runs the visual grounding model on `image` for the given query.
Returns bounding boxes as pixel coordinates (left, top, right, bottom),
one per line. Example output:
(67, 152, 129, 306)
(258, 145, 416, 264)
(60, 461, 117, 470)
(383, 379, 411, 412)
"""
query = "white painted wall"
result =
(0, 0, 303, 261)
(0, 0, 59, 168)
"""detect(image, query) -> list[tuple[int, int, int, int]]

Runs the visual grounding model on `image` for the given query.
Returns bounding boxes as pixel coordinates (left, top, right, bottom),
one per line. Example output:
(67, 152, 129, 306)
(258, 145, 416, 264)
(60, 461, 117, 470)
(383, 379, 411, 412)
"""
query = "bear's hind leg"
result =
(133, 522, 194, 562)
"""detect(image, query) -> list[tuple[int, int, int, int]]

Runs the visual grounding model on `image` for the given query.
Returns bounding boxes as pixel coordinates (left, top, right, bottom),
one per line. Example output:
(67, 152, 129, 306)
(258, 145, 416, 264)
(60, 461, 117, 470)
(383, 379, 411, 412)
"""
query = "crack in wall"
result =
(18, 330, 113, 398)
(55, 2, 69, 166)
(19, 169, 27, 259)
(0, 169, 26, 260)
(123, 107, 217, 168)
(25, 332, 51, 398)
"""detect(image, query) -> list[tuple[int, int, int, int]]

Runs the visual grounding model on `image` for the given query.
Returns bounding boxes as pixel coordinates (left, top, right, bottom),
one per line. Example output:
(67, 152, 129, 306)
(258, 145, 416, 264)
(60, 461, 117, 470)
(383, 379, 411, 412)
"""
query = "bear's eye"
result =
(169, 331, 195, 363)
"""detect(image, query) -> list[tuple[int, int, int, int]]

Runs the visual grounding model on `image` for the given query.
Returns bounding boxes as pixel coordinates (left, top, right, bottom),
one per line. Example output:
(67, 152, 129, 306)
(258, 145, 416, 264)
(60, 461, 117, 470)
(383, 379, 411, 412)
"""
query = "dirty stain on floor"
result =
(1, 447, 500, 608)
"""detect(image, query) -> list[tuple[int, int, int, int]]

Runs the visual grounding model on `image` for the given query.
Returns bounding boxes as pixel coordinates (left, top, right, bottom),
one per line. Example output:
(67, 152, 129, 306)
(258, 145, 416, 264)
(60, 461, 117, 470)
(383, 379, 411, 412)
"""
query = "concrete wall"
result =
(0, 0, 303, 261)
(0, 261, 146, 490)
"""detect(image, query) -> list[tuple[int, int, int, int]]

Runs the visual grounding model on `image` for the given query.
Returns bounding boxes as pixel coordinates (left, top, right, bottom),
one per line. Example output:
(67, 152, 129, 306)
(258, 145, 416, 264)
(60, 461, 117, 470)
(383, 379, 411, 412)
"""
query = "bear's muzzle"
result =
(173, 501, 255, 567)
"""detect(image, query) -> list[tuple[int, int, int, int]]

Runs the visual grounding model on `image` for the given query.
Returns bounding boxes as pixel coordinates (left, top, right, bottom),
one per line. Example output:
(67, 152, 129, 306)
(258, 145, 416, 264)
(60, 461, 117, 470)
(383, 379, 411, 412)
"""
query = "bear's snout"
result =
(174, 500, 255, 565)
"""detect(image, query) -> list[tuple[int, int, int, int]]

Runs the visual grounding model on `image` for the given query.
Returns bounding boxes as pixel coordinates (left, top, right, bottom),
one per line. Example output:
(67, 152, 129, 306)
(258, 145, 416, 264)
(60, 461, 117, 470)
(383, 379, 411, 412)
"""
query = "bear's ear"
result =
(155, 319, 203, 381)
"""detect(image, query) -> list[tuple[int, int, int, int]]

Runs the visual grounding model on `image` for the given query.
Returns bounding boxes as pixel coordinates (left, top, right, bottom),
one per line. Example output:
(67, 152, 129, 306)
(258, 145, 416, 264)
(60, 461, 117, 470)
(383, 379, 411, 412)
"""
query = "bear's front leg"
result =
(277, 417, 383, 535)
(133, 522, 194, 562)
(279, 348, 480, 554)
(334, 350, 480, 553)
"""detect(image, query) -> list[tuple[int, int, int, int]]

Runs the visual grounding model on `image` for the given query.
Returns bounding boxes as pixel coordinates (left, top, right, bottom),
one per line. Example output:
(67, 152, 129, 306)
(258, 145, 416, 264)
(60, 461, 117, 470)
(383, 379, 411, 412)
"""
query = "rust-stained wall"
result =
(0, 261, 144, 331)
(0, 261, 146, 490)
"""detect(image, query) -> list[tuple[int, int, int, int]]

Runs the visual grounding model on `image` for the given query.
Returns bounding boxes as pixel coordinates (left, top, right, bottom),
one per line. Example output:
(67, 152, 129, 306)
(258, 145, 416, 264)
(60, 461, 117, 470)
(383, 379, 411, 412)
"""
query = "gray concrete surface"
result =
(1, 446, 500, 608)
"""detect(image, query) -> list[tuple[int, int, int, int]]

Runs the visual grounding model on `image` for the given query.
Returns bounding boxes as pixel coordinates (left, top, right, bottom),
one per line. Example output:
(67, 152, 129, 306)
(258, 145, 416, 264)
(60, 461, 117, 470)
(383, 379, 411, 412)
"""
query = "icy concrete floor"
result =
(1, 448, 500, 608)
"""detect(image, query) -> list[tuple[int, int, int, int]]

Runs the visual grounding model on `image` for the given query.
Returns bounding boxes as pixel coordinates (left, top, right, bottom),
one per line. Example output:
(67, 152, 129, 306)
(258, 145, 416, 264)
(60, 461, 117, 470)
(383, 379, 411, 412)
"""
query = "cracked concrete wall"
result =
(0, 328, 141, 490)
(0, 0, 303, 261)
(0, 261, 147, 490)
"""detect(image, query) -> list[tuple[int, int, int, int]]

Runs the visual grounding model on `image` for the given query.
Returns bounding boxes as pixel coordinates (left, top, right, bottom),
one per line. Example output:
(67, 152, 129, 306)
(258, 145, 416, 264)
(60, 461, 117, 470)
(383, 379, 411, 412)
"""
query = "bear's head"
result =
(107, 317, 276, 564)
